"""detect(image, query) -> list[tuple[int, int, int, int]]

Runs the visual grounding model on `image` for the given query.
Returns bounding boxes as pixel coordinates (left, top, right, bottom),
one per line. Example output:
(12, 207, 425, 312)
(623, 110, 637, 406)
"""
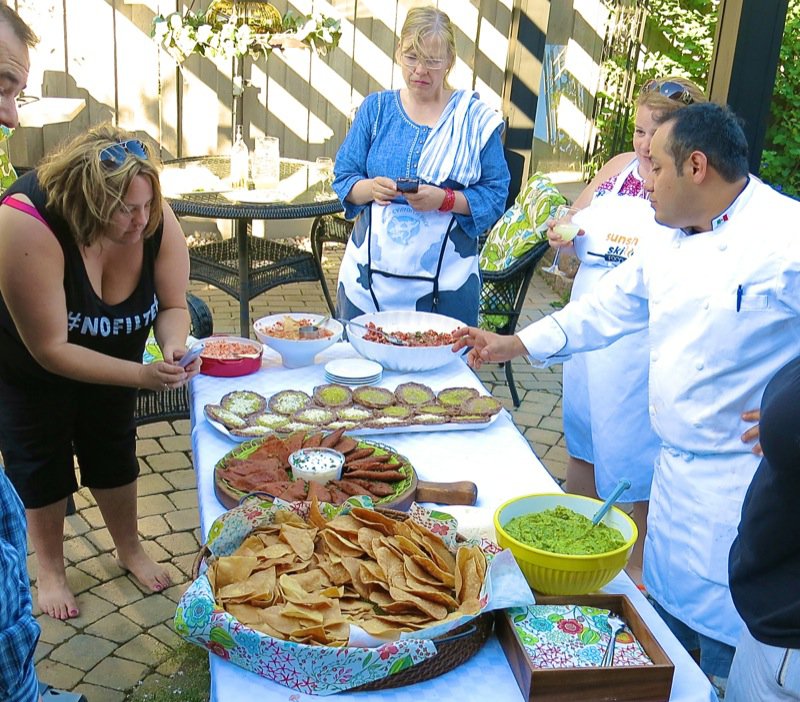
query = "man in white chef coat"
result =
(454, 102, 800, 693)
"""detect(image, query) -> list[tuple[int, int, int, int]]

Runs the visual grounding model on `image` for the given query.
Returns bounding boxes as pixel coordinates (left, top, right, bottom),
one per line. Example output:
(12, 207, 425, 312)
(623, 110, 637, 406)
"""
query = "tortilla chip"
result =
(388, 584, 448, 620)
(403, 554, 444, 587)
(214, 556, 259, 589)
(407, 521, 456, 573)
(324, 513, 363, 539)
(409, 554, 456, 588)
(315, 553, 351, 585)
(217, 567, 277, 605)
(394, 534, 427, 559)
(374, 544, 406, 588)
(280, 524, 317, 560)
(350, 507, 398, 536)
(356, 527, 383, 559)
(455, 547, 483, 604)
(307, 496, 328, 529)
(273, 510, 308, 527)
(320, 528, 363, 558)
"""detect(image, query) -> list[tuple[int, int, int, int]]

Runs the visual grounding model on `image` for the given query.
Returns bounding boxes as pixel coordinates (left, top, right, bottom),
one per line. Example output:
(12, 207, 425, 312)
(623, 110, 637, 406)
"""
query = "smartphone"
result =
(396, 177, 419, 193)
(178, 342, 205, 368)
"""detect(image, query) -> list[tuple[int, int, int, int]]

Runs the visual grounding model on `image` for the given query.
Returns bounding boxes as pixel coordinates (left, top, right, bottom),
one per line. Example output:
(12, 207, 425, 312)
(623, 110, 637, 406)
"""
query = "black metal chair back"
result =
(134, 293, 214, 425)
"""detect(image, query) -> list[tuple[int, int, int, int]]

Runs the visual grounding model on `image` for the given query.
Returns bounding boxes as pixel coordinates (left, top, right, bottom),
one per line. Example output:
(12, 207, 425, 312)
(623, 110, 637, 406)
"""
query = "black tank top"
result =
(0, 171, 163, 384)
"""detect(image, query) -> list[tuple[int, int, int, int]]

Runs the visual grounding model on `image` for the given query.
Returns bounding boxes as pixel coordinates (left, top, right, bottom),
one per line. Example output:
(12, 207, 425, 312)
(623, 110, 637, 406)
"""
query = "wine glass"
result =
(314, 157, 334, 200)
(541, 205, 581, 276)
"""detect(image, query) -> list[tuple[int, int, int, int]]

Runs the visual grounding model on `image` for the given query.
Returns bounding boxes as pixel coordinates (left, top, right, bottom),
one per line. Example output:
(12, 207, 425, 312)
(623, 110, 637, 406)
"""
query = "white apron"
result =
(519, 177, 800, 647)
(337, 202, 478, 318)
(563, 169, 662, 500)
(645, 449, 755, 646)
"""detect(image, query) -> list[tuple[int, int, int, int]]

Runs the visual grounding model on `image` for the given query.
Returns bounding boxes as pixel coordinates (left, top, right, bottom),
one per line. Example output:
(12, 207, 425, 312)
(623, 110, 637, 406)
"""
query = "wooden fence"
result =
(10, 0, 515, 169)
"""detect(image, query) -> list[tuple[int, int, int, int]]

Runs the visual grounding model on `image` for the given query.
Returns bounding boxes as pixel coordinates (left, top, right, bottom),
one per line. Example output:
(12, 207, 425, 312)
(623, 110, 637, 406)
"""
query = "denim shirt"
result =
(332, 90, 509, 238)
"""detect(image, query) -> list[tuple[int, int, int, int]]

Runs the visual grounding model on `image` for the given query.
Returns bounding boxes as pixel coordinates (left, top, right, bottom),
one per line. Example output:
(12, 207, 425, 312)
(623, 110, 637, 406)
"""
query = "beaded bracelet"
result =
(438, 187, 455, 212)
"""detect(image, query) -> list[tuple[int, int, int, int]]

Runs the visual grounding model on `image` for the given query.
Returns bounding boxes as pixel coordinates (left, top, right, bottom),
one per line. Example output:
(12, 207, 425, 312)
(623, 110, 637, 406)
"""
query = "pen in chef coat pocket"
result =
(736, 284, 743, 313)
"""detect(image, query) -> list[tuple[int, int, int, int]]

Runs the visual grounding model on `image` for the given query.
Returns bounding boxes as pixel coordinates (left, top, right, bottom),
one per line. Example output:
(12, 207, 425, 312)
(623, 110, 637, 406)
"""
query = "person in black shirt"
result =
(727, 355, 800, 700)
(0, 123, 200, 623)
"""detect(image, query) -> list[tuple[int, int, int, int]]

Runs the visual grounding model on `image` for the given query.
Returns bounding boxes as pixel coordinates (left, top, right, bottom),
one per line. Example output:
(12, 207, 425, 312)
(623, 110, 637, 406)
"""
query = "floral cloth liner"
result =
(507, 604, 653, 669)
(174, 496, 534, 695)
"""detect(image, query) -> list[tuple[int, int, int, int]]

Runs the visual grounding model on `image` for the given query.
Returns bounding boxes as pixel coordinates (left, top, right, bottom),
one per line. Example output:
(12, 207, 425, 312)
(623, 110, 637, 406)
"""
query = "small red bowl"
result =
(199, 336, 263, 377)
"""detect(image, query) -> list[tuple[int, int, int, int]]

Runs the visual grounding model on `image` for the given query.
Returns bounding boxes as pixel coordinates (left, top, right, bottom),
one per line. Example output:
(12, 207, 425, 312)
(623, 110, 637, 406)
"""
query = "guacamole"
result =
(504, 506, 626, 556)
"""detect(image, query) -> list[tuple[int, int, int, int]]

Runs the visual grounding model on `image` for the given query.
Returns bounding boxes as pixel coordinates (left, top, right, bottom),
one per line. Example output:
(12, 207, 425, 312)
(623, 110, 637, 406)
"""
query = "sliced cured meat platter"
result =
(213, 428, 477, 511)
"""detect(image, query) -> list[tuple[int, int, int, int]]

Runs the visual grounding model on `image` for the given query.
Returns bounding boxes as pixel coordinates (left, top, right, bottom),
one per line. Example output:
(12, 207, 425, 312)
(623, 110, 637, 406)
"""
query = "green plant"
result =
(587, 0, 718, 177)
(760, 0, 800, 196)
(126, 640, 210, 702)
(152, 7, 341, 63)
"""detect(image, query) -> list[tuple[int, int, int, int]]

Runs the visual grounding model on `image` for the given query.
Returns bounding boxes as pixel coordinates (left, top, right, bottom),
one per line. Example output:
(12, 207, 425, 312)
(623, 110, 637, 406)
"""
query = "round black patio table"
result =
(163, 156, 343, 336)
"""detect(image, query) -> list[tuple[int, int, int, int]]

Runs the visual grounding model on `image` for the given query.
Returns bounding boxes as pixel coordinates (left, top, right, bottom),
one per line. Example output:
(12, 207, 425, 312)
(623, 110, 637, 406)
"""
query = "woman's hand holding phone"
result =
(178, 342, 205, 368)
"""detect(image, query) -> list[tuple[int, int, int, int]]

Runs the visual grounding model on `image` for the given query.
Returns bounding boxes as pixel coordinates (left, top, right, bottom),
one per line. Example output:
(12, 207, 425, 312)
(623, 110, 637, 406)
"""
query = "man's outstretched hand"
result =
(452, 327, 528, 370)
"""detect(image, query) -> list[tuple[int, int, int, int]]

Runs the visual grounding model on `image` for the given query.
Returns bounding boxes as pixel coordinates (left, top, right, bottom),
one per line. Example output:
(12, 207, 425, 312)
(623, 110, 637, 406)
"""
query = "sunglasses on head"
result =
(641, 79, 695, 105)
(99, 139, 148, 167)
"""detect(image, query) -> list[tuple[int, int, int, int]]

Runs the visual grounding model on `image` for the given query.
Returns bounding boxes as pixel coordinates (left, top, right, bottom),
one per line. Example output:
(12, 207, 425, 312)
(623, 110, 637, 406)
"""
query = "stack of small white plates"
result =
(324, 358, 383, 386)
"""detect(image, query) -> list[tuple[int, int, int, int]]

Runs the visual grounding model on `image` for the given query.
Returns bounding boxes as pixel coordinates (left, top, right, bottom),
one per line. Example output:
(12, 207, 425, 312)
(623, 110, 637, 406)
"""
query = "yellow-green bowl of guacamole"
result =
(494, 493, 638, 595)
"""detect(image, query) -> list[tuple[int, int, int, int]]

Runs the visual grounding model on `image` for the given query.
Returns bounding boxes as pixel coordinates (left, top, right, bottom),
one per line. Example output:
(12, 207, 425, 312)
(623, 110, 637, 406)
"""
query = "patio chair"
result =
(479, 239, 551, 408)
(134, 292, 214, 426)
(478, 171, 567, 408)
(310, 213, 354, 316)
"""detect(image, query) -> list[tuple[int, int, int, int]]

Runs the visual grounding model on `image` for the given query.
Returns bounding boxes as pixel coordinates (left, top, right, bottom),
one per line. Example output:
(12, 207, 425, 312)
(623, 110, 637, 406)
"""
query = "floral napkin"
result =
(507, 604, 653, 668)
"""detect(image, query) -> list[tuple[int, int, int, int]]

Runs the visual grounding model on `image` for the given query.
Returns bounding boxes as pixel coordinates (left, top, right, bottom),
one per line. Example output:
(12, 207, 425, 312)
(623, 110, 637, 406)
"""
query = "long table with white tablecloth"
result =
(188, 343, 715, 702)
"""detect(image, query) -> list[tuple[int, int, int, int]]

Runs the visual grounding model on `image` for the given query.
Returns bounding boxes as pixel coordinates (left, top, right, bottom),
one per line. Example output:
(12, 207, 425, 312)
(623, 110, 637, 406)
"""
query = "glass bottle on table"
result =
(230, 124, 249, 189)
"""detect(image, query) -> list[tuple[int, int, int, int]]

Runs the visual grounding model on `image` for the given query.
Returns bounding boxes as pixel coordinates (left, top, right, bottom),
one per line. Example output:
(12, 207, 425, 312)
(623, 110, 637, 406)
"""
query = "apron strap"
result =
(365, 209, 457, 313)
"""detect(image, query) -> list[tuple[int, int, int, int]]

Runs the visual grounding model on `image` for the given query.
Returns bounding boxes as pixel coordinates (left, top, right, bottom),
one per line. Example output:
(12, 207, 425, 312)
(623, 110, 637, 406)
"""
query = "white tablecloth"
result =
(189, 343, 715, 702)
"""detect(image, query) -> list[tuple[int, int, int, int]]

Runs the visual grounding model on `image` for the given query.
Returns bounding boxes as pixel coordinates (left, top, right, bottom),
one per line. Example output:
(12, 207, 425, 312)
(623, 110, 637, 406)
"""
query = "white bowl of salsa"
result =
(253, 313, 343, 368)
(346, 310, 462, 372)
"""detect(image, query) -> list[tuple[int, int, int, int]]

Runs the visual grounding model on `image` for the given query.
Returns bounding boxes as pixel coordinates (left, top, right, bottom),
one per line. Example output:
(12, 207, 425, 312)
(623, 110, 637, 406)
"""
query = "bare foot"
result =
(117, 545, 171, 592)
(36, 567, 79, 620)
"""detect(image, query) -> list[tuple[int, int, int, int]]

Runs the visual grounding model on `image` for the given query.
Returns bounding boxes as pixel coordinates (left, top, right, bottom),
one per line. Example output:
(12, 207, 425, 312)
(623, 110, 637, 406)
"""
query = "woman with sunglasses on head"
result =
(549, 76, 706, 585)
(332, 5, 509, 325)
(0, 123, 199, 621)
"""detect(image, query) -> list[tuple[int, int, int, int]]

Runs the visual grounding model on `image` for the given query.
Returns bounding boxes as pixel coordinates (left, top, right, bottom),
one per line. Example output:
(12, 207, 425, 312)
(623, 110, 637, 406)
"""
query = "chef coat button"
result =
(718, 242, 727, 251)
(673, 241, 681, 249)
(684, 452, 695, 462)
(703, 301, 710, 310)
(695, 361, 704, 370)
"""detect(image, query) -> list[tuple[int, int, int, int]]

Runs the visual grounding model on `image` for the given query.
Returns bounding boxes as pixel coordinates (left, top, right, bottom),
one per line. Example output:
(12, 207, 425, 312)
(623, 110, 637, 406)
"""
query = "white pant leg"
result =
(727, 627, 800, 702)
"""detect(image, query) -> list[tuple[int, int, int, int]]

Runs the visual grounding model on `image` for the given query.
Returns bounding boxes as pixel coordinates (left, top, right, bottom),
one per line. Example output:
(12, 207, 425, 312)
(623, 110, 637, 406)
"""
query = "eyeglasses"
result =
(100, 139, 148, 168)
(641, 80, 695, 105)
(401, 54, 447, 71)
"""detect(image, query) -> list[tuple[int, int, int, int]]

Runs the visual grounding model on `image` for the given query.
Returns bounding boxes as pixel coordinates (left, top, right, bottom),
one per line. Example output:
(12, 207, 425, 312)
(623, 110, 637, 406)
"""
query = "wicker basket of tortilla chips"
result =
(177, 496, 534, 695)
